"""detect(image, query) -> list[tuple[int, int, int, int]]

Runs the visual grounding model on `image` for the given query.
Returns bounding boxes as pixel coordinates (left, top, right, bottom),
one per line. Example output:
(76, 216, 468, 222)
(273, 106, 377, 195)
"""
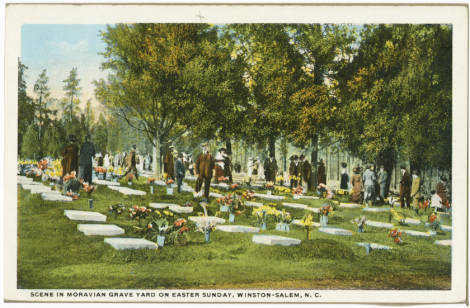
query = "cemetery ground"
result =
(17, 177, 451, 290)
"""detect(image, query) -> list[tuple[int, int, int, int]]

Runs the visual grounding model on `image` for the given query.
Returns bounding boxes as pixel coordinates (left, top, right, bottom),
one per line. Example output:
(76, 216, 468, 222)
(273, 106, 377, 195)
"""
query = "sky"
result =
(21, 24, 110, 112)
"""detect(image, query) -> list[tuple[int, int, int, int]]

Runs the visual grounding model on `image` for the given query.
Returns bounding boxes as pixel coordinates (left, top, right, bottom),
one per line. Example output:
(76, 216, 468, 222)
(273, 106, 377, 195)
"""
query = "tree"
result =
(95, 23, 223, 175)
(18, 58, 34, 156)
(62, 67, 81, 123)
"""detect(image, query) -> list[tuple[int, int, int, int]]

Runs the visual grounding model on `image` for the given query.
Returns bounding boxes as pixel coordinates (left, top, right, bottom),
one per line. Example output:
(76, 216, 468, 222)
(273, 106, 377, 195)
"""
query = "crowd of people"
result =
(59, 134, 450, 209)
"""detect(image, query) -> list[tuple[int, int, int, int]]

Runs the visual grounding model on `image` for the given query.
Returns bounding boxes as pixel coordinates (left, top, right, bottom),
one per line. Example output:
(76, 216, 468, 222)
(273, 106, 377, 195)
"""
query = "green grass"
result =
(18, 177, 451, 289)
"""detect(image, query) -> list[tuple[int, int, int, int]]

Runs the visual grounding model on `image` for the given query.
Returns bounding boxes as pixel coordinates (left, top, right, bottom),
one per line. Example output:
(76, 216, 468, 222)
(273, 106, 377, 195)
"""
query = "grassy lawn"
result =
(17, 177, 451, 290)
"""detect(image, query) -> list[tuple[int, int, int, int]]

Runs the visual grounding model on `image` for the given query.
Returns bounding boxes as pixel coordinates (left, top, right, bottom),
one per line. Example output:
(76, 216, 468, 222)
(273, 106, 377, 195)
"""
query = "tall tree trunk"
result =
(310, 134, 319, 189)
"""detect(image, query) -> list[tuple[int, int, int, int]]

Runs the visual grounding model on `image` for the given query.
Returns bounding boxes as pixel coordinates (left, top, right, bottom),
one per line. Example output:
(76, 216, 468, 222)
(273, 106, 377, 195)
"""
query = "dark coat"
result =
(61, 143, 79, 176)
(196, 152, 215, 178)
(79, 141, 95, 166)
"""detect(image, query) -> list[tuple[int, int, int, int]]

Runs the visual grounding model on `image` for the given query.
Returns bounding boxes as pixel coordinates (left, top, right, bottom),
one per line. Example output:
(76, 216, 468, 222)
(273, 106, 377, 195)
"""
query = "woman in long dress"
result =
(350, 167, 363, 203)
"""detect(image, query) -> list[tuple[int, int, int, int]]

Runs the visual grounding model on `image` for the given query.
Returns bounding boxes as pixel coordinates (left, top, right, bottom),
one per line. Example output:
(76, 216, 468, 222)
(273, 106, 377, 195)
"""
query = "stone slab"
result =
(440, 225, 452, 232)
(319, 227, 353, 236)
(78, 224, 125, 236)
(292, 219, 320, 227)
(402, 218, 421, 226)
(149, 203, 175, 209)
(189, 216, 225, 226)
(252, 235, 301, 246)
(356, 242, 392, 250)
(434, 240, 452, 246)
(401, 229, 433, 237)
(340, 203, 362, 209)
(168, 204, 193, 214)
(245, 201, 263, 207)
(94, 179, 120, 186)
(362, 207, 391, 212)
(253, 193, 285, 200)
(216, 225, 260, 233)
(64, 210, 107, 222)
(41, 192, 73, 202)
(365, 220, 394, 229)
(104, 237, 157, 250)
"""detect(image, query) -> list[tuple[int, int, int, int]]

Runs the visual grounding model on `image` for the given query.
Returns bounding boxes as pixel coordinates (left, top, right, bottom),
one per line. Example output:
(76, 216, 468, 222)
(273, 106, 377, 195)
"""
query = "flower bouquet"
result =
(354, 216, 367, 233)
(275, 209, 292, 232)
(388, 228, 403, 244)
(300, 214, 314, 240)
(252, 205, 278, 230)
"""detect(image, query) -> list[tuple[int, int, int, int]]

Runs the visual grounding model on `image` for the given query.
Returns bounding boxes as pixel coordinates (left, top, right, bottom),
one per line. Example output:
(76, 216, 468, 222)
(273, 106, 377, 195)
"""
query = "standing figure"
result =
(223, 151, 233, 183)
(78, 134, 95, 184)
(399, 165, 412, 208)
(350, 167, 363, 203)
(300, 154, 311, 192)
(164, 145, 175, 180)
(436, 176, 448, 206)
(411, 170, 421, 209)
(340, 162, 349, 190)
(195, 143, 215, 200)
(175, 153, 185, 193)
(61, 135, 79, 178)
(289, 155, 300, 188)
(264, 153, 278, 183)
(363, 165, 376, 205)
(377, 165, 388, 201)
(124, 145, 138, 179)
(317, 159, 326, 185)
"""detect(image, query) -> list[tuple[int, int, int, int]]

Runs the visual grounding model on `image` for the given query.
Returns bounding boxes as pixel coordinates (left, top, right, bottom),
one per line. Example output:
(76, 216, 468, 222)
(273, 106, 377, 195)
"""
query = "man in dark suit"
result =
(175, 152, 185, 193)
(264, 153, 278, 183)
(399, 165, 412, 208)
(195, 143, 215, 200)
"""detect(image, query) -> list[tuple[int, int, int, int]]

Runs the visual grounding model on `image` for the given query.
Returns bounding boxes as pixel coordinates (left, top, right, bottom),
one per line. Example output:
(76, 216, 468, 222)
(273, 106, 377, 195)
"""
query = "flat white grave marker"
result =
(252, 235, 301, 246)
(78, 224, 124, 236)
(64, 210, 107, 222)
(104, 238, 157, 250)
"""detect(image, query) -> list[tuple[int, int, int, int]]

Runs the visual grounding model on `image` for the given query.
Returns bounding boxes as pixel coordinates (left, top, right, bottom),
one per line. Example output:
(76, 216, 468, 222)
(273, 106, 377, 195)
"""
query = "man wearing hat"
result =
(436, 175, 448, 206)
(124, 145, 138, 179)
(61, 134, 79, 179)
(175, 152, 186, 193)
(164, 145, 175, 180)
(195, 143, 215, 199)
(399, 165, 412, 208)
(377, 165, 388, 201)
(317, 158, 326, 186)
(289, 155, 300, 188)
(264, 153, 278, 183)
(78, 134, 95, 184)
(300, 154, 312, 192)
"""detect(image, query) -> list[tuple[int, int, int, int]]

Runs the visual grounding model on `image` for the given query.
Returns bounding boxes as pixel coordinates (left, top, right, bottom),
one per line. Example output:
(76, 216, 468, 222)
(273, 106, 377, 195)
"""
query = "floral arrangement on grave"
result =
(265, 181, 274, 191)
(125, 173, 134, 182)
(94, 166, 107, 174)
(354, 216, 367, 232)
(218, 176, 229, 183)
(128, 205, 152, 225)
(108, 203, 126, 216)
(300, 214, 314, 240)
(388, 228, 403, 244)
(63, 171, 81, 194)
(428, 212, 440, 231)
(292, 185, 304, 196)
(252, 205, 279, 229)
(147, 177, 156, 185)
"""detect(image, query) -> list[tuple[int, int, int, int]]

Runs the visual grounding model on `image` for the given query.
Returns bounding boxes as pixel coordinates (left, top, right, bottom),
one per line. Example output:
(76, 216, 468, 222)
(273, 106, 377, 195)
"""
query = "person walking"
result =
(124, 145, 138, 179)
(195, 143, 215, 200)
(61, 135, 79, 179)
(78, 134, 95, 184)
(175, 153, 185, 193)
(399, 165, 412, 208)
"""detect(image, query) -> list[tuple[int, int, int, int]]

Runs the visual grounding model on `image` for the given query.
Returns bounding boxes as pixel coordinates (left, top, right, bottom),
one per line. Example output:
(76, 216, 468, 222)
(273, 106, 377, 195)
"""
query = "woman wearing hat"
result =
(61, 135, 79, 179)
(350, 167, 362, 203)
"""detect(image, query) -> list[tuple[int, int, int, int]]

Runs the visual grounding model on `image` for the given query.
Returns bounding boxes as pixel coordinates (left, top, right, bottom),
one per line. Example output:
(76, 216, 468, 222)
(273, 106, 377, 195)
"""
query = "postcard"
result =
(3, 2, 468, 304)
